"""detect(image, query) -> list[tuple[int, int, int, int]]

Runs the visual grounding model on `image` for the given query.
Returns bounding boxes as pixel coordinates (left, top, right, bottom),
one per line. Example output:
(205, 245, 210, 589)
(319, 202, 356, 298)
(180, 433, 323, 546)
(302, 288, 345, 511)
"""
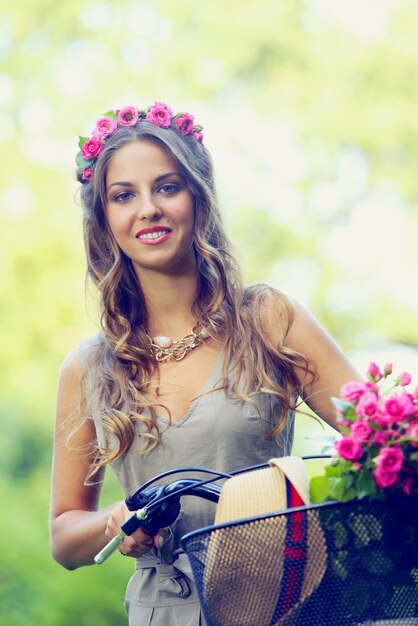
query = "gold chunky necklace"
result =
(146, 325, 209, 362)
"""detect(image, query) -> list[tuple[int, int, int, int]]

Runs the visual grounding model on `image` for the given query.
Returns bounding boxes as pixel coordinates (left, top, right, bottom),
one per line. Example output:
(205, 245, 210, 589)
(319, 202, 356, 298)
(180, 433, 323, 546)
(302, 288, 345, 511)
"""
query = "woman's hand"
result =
(105, 501, 169, 558)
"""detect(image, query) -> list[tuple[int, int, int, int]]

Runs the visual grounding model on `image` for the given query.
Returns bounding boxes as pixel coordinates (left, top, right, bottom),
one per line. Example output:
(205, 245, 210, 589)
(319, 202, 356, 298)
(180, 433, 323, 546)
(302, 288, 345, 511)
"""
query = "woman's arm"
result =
(50, 346, 161, 570)
(285, 298, 363, 428)
(261, 295, 362, 429)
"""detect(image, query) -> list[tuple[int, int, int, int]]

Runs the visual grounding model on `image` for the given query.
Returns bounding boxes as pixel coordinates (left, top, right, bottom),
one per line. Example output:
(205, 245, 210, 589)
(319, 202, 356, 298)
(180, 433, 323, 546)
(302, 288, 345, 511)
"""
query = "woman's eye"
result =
(157, 183, 179, 194)
(114, 191, 134, 203)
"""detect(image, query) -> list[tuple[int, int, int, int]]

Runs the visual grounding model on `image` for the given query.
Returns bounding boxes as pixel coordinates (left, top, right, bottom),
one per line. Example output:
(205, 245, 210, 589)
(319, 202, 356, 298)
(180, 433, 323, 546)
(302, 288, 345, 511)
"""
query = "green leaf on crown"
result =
(103, 111, 117, 120)
(76, 152, 93, 169)
(78, 136, 90, 150)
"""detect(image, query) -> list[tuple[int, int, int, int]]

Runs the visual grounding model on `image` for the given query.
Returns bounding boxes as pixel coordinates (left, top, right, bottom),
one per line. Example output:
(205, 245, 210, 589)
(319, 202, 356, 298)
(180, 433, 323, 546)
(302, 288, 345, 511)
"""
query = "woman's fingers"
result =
(153, 527, 170, 549)
(104, 501, 126, 540)
(105, 502, 169, 557)
(119, 532, 154, 557)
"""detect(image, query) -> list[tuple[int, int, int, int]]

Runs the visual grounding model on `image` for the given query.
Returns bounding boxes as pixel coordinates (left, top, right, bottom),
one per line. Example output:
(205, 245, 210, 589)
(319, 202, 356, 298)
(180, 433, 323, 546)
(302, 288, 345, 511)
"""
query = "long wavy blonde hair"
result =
(77, 120, 310, 475)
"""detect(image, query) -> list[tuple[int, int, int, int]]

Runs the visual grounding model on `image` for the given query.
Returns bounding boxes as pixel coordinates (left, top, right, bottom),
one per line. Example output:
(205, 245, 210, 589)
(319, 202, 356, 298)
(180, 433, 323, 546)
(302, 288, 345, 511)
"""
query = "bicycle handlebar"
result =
(94, 456, 332, 564)
(94, 477, 223, 564)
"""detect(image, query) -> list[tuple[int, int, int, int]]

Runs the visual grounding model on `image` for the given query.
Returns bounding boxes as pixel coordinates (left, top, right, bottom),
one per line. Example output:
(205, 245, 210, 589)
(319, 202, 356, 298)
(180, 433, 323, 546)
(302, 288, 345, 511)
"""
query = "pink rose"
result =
(146, 102, 173, 128)
(350, 418, 374, 443)
(372, 431, 387, 448)
(376, 446, 404, 473)
(384, 394, 412, 423)
(174, 112, 195, 136)
(93, 116, 118, 138)
(398, 371, 412, 387)
(192, 130, 204, 142)
(364, 381, 379, 394)
(356, 392, 380, 419)
(368, 413, 387, 427)
(384, 362, 393, 376)
(117, 106, 139, 126)
(82, 166, 94, 181)
(373, 465, 400, 489)
(386, 428, 400, 442)
(335, 436, 363, 462)
(367, 361, 383, 382)
(82, 137, 103, 160)
(340, 381, 366, 403)
(192, 124, 204, 142)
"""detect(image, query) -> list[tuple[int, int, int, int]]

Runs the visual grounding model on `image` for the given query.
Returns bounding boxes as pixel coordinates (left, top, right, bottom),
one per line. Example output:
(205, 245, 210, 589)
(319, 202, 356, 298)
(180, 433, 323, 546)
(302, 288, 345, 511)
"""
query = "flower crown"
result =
(76, 102, 204, 182)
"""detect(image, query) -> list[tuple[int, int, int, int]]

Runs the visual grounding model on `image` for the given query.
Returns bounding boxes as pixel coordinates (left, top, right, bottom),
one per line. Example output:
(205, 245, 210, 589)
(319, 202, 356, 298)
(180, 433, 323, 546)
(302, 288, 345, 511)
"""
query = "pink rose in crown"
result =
(174, 113, 195, 136)
(82, 137, 103, 160)
(147, 102, 173, 128)
(93, 117, 118, 138)
(192, 125, 204, 142)
(117, 106, 139, 126)
(82, 166, 94, 181)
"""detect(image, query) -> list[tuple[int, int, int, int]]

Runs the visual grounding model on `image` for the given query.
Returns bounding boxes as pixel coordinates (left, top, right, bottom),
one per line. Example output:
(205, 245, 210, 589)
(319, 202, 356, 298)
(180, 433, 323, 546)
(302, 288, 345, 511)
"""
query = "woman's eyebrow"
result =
(154, 172, 183, 183)
(107, 181, 135, 191)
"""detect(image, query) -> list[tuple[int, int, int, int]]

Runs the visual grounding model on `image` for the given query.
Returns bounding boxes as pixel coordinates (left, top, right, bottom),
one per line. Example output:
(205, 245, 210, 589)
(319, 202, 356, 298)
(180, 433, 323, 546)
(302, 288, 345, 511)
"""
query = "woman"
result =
(50, 102, 360, 625)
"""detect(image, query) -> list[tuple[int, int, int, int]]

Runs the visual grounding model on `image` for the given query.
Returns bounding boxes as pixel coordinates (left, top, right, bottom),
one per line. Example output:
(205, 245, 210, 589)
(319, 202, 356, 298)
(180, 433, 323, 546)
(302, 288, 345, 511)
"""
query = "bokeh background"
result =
(1, 1, 418, 624)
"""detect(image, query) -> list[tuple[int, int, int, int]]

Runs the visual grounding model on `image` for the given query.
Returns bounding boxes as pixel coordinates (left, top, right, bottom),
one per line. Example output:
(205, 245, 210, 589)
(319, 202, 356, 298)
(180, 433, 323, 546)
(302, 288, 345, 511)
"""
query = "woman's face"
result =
(104, 139, 196, 280)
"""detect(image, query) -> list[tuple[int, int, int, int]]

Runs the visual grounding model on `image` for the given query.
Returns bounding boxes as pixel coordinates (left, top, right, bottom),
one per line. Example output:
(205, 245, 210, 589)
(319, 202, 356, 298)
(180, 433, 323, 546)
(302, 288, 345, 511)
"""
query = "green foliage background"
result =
(1, 1, 418, 623)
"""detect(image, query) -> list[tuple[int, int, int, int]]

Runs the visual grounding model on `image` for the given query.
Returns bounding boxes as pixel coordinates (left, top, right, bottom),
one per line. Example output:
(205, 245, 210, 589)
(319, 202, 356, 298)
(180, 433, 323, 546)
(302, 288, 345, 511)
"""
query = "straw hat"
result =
(203, 457, 327, 626)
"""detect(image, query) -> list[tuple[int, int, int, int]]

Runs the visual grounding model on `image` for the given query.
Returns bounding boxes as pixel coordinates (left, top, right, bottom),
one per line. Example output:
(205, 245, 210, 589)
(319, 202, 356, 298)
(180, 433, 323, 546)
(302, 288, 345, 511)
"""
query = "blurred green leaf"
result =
(310, 475, 331, 503)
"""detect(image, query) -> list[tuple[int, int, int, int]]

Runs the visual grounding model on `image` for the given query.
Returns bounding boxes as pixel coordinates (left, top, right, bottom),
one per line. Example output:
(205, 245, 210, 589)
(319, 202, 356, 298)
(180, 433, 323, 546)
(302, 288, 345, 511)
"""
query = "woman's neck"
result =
(139, 270, 199, 338)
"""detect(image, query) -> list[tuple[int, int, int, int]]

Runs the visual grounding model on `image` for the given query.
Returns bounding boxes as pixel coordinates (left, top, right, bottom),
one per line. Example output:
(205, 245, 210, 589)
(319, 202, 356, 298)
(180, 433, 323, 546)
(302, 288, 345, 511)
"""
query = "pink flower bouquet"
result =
(310, 362, 418, 503)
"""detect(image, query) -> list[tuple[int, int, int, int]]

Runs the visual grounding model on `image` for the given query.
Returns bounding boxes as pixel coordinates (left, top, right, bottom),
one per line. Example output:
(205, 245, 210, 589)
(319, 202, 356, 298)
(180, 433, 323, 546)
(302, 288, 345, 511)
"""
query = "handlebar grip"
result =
(94, 533, 125, 564)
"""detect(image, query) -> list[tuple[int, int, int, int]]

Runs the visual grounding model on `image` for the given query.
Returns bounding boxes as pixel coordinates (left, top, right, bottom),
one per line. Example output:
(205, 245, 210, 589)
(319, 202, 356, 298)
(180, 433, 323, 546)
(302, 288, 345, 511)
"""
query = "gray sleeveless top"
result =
(80, 334, 295, 625)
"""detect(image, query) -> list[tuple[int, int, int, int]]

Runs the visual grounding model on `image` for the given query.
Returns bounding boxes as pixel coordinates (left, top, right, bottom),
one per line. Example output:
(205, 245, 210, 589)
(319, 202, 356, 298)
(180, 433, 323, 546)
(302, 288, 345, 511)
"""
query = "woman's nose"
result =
(137, 195, 162, 221)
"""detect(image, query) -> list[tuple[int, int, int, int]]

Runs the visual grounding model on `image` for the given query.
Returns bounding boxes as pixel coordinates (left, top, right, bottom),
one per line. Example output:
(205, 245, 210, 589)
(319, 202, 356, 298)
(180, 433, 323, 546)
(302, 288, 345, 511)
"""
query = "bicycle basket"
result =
(181, 494, 418, 626)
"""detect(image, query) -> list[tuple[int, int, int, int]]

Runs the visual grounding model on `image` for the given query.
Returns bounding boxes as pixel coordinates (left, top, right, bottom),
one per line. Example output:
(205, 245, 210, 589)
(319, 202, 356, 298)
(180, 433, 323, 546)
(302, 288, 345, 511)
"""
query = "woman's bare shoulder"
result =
(58, 333, 103, 389)
(255, 285, 295, 344)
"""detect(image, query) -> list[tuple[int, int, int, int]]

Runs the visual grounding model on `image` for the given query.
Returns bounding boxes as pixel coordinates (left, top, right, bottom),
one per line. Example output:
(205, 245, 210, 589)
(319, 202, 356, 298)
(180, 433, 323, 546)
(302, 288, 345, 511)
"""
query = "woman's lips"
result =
(135, 226, 172, 245)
